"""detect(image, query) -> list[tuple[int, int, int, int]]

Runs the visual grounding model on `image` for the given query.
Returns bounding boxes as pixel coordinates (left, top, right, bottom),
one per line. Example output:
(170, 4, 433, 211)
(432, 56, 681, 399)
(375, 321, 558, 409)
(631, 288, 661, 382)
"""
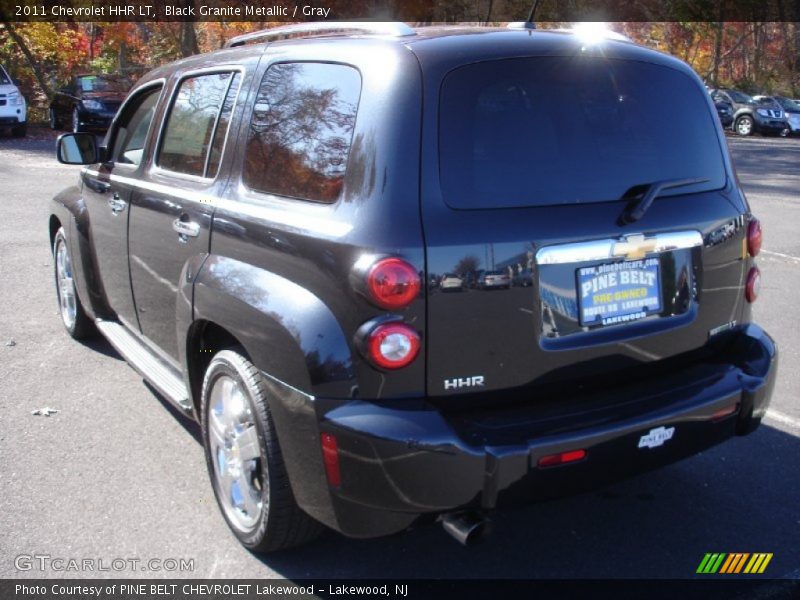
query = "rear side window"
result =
(439, 57, 727, 209)
(243, 62, 361, 203)
(158, 72, 241, 178)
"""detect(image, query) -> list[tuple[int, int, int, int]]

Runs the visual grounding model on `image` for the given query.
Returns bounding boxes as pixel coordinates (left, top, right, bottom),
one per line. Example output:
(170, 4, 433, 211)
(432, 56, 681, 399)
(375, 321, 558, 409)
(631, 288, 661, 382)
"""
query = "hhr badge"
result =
(444, 376, 485, 391)
(638, 426, 675, 449)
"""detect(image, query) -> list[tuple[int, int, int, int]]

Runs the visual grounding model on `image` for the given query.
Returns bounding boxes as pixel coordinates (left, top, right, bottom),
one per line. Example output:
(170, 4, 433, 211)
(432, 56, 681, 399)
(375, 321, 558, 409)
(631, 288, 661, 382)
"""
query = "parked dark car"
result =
(710, 88, 788, 136)
(49, 74, 130, 133)
(762, 95, 800, 135)
(713, 99, 734, 128)
(50, 22, 776, 553)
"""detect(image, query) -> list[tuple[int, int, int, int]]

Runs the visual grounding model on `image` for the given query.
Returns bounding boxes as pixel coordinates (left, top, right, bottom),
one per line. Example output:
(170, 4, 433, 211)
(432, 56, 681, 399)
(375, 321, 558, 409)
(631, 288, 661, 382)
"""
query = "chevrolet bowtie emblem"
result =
(612, 234, 658, 260)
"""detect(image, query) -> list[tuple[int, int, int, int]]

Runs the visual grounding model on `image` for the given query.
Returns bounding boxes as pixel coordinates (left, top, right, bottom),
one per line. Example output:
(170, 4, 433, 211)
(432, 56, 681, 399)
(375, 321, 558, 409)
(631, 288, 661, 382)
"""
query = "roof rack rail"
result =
(224, 21, 416, 48)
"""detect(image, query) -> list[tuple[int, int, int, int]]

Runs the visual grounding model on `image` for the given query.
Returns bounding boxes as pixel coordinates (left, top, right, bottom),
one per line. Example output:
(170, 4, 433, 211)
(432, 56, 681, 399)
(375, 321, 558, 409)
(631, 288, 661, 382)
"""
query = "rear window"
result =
(243, 62, 361, 203)
(439, 57, 727, 209)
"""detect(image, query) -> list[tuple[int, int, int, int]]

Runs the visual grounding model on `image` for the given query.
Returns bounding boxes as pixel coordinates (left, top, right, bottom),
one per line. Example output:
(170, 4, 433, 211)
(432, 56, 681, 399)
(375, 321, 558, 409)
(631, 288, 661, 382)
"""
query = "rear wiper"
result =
(618, 177, 709, 225)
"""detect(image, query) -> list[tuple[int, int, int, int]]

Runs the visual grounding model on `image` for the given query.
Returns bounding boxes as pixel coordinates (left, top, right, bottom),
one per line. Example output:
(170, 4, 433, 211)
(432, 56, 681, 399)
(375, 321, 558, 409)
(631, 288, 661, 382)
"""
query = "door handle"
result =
(85, 179, 110, 194)
(172, 218, 200, 240)
(108, 194, 127, 214)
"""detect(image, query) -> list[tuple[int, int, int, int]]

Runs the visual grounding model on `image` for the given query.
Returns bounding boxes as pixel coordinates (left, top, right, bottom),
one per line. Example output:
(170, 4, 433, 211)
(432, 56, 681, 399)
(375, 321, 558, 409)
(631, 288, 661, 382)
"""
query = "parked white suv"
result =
(0, 66, 27, 137)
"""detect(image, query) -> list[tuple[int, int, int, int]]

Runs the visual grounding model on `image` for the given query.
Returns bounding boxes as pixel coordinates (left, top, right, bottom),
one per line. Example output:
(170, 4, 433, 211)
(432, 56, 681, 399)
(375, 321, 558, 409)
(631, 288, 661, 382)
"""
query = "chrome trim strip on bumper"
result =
(535, 231, 703, 265)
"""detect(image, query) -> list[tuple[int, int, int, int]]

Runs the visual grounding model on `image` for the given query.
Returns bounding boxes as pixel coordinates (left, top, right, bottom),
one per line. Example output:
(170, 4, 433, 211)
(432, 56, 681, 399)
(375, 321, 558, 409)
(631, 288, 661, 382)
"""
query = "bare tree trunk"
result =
(89, 24, 96, 62)
(1, 22, 52, 98)
(752, 22, 764, 88)
(179, 0, 199, 57)
(712, 20, 724, 86)
(119, 42, 128, 73)
(795, 22, 800, 89)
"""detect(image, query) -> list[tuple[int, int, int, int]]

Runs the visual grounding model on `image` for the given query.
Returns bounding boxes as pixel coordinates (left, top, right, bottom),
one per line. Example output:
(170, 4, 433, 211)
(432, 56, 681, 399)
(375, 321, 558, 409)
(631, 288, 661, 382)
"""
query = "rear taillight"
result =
(366, 258, 420, 310)
(747, 218, 762, 257)
(745, 267, 761, 303)
(320, 433, 341, 487)
(537, 449, 587, 468)
(365, 322, 420, 369)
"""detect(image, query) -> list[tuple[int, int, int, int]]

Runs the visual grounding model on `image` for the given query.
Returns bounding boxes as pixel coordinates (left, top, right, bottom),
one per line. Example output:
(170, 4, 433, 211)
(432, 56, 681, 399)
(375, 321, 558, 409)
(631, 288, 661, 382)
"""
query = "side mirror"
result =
(56, 133, 98, 165)
(12, 79, 21, 87)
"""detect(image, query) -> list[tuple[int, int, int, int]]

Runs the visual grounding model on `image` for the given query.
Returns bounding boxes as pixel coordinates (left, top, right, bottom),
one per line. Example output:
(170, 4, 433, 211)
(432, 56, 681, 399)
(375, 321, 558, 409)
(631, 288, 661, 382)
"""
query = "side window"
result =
(158, 72, 240, 178)
(207, 72, 242, 177)
(243, 62, 361, 203)
(111, 86, 162, 166)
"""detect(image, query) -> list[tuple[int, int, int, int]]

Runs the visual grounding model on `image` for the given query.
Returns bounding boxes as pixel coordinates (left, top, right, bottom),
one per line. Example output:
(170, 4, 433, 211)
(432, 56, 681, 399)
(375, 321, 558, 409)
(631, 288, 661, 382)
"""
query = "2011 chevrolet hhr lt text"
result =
(50, 22, 778, 551)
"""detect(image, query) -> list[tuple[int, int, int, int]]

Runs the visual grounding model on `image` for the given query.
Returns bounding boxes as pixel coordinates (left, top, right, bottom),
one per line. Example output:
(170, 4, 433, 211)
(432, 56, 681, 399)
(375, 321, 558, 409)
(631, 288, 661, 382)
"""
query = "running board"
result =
(95, 319, 193, 416)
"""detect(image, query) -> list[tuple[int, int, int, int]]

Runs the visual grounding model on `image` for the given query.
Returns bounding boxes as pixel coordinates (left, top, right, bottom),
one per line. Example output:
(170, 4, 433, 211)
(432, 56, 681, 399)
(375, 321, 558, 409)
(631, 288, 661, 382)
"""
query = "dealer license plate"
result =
(577, 258, 662, 327)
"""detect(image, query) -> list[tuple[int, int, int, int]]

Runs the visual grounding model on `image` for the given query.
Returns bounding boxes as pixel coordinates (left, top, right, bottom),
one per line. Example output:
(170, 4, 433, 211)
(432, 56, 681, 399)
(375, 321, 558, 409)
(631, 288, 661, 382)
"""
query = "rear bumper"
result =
(272, 324, 777, 538)
(0, 115, 24, 126)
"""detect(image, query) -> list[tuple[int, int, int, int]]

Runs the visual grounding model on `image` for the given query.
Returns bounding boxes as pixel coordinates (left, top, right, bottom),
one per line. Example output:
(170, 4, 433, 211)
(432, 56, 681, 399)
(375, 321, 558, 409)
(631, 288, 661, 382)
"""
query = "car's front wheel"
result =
(735, 115, 754, 136)
(11, 123, 26, 138)
(53, 227, 94, 339)
(201, 349, 324, 553)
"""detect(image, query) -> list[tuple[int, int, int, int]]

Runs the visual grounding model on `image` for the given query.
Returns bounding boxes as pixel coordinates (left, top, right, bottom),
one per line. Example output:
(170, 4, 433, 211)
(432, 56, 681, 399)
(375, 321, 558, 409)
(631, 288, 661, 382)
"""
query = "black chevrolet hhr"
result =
(50, 22, 777, 552)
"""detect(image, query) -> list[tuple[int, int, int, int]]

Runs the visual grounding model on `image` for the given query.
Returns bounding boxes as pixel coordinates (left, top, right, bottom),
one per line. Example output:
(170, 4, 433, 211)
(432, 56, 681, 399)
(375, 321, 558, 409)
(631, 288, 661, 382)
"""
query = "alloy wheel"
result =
(55, 237, 77, 330)
(207, 375, 266, 532)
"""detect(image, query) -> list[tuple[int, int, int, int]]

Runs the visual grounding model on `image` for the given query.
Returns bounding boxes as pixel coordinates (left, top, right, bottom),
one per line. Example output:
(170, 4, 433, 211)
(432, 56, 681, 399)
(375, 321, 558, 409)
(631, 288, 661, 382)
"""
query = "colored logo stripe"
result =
(697, 553, 773, 574)
(744, 553, 774, 574)
(720, 553, 749, 573)
(697, 553, 727, 574)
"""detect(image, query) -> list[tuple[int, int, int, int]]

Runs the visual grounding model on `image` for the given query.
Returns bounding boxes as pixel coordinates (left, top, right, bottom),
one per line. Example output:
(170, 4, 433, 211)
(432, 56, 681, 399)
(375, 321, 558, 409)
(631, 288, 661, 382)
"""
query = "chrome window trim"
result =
(536, 231, 703, 265)
(152, 66, 246, 183)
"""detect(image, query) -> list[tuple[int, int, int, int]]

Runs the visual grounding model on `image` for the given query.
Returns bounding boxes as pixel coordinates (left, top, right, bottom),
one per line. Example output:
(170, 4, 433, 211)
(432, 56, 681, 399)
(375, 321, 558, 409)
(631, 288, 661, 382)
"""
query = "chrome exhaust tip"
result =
(440, 511, 492, 546)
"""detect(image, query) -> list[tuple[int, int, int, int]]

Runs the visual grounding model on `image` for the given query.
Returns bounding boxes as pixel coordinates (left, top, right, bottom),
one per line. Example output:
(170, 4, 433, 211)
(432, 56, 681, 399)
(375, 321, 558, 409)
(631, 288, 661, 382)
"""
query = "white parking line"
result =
(762, 249, 800, 263)
(765, 409, 800, 431)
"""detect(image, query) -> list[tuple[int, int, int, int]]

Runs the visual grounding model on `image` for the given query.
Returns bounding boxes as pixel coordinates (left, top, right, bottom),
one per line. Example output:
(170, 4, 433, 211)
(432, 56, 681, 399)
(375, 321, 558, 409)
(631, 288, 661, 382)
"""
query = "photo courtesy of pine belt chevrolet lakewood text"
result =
(49, 22, 777, 552)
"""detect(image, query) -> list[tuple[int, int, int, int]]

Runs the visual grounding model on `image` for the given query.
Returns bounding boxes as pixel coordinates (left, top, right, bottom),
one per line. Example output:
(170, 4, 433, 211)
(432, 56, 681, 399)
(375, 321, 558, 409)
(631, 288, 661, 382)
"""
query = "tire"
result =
(735, 115, 754, 136)
(71, 107, 83, 133)
(53, 227, 95, 339)
(49, 108, 59, 130)
(201, 348, 324, 553)
(11, 123, 26, 138)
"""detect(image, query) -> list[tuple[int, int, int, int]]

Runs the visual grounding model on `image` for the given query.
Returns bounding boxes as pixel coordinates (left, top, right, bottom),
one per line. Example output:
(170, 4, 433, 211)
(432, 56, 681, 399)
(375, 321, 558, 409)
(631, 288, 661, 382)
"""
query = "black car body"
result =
(49, 74, 130, 133)
(49, 23, 777, 552)
(710, 88, 788, 136)
(713, 99, 734, 128)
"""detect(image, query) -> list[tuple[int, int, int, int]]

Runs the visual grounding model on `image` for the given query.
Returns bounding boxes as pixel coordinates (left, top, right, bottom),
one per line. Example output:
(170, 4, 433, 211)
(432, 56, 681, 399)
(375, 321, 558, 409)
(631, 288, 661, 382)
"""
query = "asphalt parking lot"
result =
(0, 127, 798, 581)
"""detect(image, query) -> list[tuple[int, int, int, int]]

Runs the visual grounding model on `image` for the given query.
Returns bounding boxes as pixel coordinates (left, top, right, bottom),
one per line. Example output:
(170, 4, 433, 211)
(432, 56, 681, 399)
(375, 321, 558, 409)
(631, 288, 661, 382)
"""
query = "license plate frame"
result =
(577, 257, 662, 327)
